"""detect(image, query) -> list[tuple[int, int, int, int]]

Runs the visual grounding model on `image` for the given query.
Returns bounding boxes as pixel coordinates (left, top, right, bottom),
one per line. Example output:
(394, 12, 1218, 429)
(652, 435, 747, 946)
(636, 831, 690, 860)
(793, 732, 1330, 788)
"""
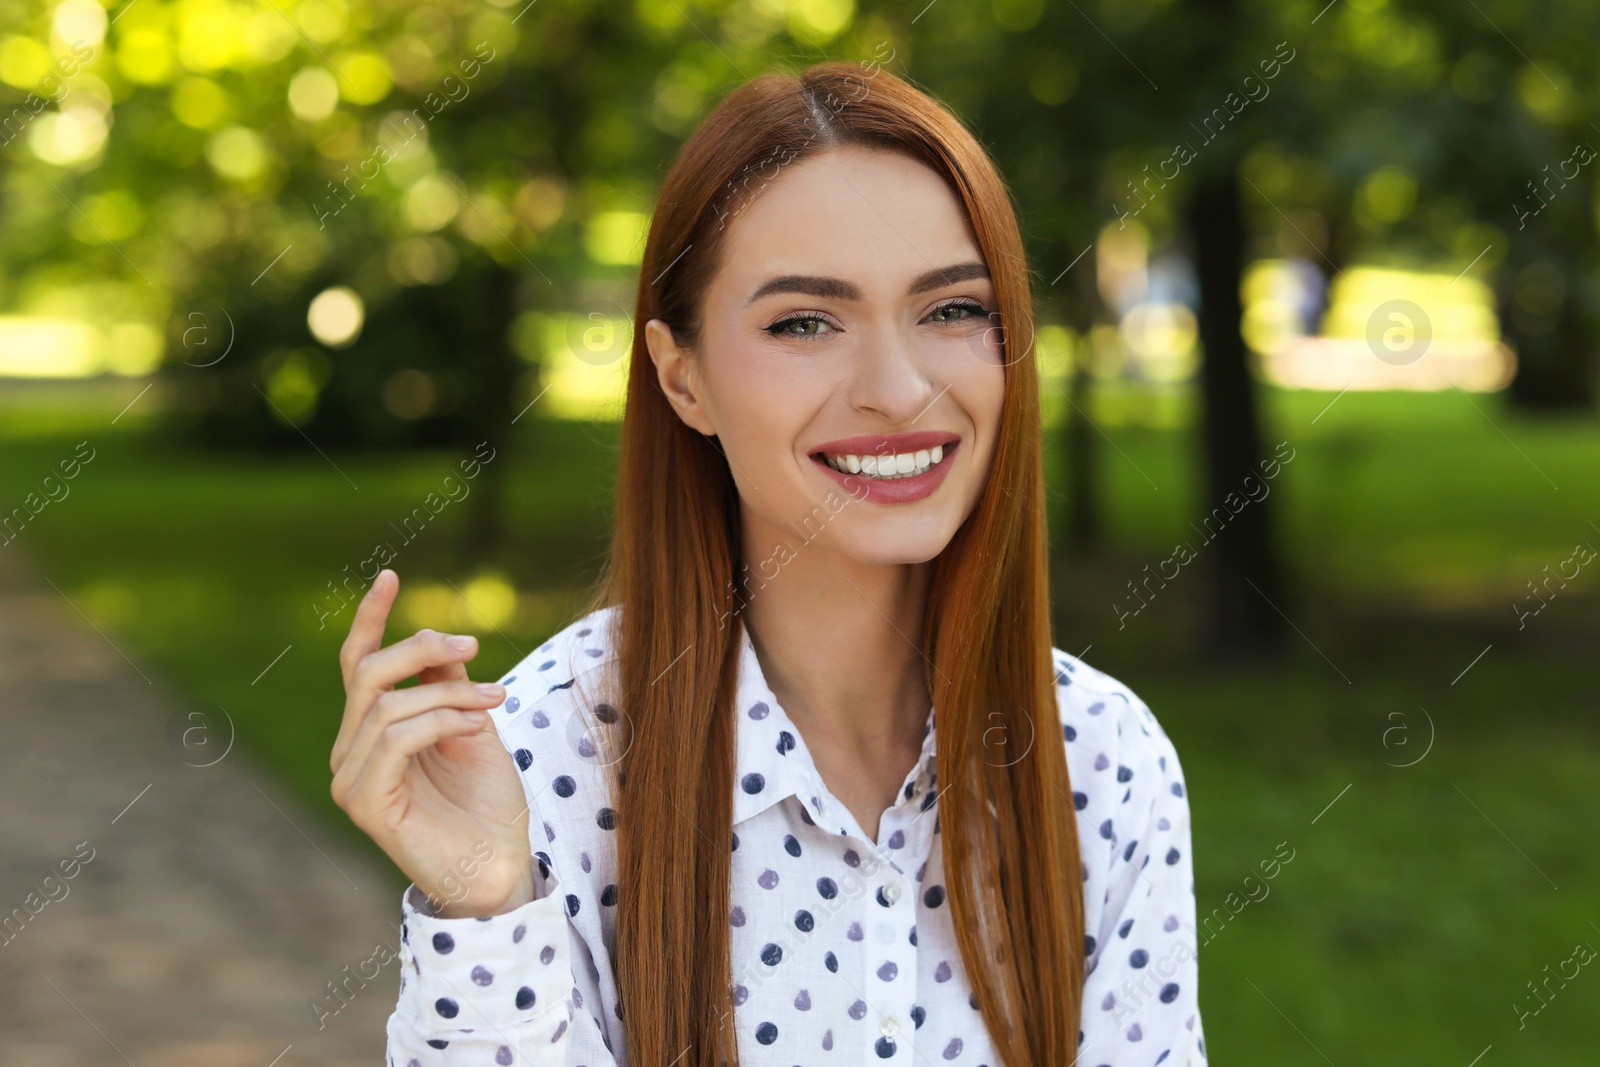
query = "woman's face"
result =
(645, 144, 1006, 567)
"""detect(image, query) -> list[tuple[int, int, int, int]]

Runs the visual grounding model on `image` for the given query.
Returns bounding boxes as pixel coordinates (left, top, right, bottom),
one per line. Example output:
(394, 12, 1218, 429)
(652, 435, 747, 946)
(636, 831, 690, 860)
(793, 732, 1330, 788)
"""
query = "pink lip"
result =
(809, 439, 960, 506)
(808, 430, 960, 458)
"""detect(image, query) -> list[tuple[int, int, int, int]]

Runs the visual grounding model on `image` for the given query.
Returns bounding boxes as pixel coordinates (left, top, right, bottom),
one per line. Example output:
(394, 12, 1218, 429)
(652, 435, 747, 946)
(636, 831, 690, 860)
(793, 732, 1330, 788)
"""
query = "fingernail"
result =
(475, 683, 503, 697)
(445, 635, 475, 651)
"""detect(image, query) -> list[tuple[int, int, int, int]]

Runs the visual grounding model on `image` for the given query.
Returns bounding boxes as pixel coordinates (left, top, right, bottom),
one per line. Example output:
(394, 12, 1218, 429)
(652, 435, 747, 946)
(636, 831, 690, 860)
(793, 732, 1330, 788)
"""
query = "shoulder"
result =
(477, 605, 626, 953)
(1050, 645, 1189, 843)
(487, 603, 625, 832)
(1052, 649, 1202, 1003)
(491, 602, 622, 705)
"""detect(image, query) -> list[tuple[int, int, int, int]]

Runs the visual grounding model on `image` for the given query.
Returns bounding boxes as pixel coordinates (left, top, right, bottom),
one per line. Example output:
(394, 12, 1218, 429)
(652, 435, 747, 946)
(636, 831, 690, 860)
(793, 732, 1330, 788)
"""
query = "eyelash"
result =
(763, 299, 992, 340)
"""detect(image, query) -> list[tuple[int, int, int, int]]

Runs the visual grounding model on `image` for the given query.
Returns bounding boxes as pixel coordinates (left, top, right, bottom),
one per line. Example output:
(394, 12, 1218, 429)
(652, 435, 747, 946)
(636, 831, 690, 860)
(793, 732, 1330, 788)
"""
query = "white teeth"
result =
(819, 444, 952, 481)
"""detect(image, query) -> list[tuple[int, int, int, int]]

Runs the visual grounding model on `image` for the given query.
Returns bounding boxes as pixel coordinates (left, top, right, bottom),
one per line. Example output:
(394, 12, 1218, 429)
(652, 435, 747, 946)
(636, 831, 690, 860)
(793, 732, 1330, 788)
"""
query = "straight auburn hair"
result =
(574, 59, 1085, 1066)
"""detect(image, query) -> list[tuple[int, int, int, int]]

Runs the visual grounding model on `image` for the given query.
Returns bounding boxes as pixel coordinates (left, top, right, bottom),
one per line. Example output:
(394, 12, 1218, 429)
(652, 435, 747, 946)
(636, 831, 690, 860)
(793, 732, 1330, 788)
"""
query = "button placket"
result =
(864, 809, 918, 1062)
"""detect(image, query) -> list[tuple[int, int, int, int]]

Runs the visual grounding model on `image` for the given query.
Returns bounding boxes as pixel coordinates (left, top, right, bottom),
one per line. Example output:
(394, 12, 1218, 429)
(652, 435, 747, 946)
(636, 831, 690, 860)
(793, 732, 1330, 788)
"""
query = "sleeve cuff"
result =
(395, 871, 575, 1032)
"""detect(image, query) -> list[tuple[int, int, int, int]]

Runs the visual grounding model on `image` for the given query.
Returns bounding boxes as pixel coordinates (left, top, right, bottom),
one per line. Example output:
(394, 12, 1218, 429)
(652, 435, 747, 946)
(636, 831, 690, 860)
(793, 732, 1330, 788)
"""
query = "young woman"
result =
(330, 61, 1206, 1067)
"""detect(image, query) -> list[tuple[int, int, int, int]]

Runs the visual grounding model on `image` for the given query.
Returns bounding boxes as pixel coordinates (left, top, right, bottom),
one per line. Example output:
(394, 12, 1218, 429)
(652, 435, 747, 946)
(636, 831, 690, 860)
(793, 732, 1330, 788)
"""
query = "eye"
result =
(764, 312, 837, 340)
(927, 299, 990, 325)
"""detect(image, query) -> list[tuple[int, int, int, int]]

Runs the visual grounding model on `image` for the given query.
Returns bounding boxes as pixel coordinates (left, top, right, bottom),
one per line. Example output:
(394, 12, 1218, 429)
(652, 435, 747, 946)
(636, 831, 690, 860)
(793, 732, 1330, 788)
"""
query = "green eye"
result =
(930, 300, 988, 323)
(765, 313, 833, 338)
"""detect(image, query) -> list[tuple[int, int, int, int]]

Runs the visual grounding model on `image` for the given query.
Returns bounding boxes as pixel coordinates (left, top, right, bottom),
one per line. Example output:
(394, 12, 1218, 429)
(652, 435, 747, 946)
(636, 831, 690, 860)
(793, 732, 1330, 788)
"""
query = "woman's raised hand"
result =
(329, 568, 535, 918)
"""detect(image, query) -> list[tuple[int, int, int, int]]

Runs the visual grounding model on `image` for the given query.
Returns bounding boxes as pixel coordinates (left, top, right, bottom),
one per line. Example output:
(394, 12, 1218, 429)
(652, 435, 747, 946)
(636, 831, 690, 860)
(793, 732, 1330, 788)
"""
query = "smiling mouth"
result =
(809, 441, 957, 480)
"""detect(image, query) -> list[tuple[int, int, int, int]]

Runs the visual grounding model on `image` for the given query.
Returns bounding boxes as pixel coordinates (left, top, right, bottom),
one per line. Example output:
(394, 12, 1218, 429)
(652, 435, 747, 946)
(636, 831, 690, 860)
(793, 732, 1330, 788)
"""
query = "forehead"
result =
(712, 145, 986, 296)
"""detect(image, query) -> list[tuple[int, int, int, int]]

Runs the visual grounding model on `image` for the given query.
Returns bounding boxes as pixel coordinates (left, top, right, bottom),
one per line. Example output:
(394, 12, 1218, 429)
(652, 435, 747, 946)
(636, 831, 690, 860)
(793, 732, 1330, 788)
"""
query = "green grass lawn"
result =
(2, 379, 1596, 1061)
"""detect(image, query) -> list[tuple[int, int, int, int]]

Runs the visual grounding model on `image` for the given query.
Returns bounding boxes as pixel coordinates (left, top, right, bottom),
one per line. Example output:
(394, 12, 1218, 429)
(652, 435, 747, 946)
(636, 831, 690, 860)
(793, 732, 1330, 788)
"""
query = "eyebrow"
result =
(743, 261, 991, 307)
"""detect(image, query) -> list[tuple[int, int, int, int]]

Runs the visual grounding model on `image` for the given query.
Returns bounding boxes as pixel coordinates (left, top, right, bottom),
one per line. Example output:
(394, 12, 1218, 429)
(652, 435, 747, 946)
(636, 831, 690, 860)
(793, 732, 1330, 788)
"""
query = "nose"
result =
(847, 322, 937, 423)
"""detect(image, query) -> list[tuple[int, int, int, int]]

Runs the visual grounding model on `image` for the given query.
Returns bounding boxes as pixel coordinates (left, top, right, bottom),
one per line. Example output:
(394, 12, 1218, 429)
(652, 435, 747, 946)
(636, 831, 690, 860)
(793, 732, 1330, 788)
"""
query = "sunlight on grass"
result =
(1251, 262, 1514, 391)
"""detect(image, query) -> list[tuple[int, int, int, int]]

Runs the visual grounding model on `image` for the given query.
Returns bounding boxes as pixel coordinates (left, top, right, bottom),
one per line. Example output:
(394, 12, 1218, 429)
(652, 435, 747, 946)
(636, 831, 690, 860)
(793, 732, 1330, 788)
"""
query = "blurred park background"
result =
(1, 0, 1598, 1062)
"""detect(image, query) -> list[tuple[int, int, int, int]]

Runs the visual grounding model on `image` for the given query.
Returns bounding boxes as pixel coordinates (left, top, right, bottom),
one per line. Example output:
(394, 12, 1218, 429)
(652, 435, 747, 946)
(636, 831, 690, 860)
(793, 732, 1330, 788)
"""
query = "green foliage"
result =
(5, 0, 1599, 421)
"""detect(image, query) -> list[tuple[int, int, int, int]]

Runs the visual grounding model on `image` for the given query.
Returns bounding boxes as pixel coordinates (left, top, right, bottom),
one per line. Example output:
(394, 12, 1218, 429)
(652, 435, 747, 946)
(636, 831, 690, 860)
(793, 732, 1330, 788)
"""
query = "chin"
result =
(832, 527, 957, 567)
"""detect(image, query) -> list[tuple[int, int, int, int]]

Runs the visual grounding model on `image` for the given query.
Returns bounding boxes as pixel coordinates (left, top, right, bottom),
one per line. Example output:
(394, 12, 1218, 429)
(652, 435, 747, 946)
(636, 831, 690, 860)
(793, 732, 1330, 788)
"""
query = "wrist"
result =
(433, 868, 535, 920)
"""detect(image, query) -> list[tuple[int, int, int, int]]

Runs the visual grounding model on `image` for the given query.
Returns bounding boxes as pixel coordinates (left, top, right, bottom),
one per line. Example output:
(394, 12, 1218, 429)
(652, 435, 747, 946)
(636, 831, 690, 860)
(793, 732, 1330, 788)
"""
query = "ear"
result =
(644, 318, 717, 436)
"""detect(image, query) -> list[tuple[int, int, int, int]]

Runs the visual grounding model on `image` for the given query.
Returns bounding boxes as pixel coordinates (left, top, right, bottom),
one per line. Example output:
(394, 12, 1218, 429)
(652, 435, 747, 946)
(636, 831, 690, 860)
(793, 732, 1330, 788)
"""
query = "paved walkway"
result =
(0, 544, 405, 1066)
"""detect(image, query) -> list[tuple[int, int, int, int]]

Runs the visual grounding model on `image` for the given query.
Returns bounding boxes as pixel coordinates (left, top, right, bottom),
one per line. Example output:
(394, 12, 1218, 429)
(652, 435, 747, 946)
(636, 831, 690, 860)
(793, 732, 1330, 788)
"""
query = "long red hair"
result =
(577, 60, 1084, 1066)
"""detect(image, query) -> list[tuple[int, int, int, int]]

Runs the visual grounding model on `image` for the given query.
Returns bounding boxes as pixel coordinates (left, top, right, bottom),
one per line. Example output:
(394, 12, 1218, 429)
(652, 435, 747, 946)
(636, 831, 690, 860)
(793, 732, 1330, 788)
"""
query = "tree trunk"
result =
(1500, 251, 1597, 411)
(1187, 164, 1289, 659)
(1498, 161, 1598, 410)
(1503, 298, 1596, 409)
(462, 258, 519, 559)
(1064, 358, 1098, 555)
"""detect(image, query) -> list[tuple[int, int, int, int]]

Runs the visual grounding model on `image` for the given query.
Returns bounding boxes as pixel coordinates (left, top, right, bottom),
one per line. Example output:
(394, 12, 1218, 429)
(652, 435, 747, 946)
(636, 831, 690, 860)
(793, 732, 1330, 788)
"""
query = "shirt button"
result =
(883, 881, 902, 904)
(881, 1014, 899, 1037)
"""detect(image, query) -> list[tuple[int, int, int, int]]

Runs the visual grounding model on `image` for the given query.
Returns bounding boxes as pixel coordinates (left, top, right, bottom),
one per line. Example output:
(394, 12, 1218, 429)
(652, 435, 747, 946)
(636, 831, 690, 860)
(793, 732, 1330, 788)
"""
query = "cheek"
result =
(934, 341, 1005, 423)
(941, 358, 1004, 480)
(703, 342, 832, 460)
(950, 311, 1009, 368)
(970, 379, 1005, 469)
(935, 321, 1007, 408)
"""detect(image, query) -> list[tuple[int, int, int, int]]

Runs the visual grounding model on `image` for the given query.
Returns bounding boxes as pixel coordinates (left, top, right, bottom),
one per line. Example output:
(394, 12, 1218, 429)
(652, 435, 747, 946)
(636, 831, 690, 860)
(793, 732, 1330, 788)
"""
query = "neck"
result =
(736, 514, 933, 757)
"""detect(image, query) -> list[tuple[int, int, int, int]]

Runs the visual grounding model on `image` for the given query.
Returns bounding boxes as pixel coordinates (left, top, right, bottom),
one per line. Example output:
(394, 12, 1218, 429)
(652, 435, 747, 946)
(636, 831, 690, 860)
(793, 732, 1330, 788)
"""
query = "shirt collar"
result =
(731, 621, 939, 830)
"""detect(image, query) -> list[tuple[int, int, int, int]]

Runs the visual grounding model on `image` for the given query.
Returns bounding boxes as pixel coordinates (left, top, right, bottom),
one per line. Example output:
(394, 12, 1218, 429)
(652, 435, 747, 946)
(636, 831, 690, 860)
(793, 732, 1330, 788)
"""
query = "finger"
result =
(334, 628, 482, 770)
(339, 568, 399, 691)
(335, 676, 505, 782)
(417, 659, 469, 686)
(338, 676, 504, 780)
(332, 570, 403, 773)
(335, 707, 494, 828)
(349, 627, 480, 709)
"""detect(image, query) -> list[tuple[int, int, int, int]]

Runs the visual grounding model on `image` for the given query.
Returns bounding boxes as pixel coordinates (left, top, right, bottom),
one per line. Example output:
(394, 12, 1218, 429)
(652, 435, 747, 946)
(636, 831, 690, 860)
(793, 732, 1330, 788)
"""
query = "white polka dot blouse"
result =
(387, 604, 1208, 1066)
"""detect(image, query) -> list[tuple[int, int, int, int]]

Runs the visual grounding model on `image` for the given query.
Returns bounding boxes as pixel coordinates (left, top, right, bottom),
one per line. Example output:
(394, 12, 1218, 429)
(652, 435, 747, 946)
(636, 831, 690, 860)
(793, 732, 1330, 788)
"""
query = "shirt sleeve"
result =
(384, 820, 620, 1064)
(385, 872, 577, 1064)
(1077, 690, 1208, 1067)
